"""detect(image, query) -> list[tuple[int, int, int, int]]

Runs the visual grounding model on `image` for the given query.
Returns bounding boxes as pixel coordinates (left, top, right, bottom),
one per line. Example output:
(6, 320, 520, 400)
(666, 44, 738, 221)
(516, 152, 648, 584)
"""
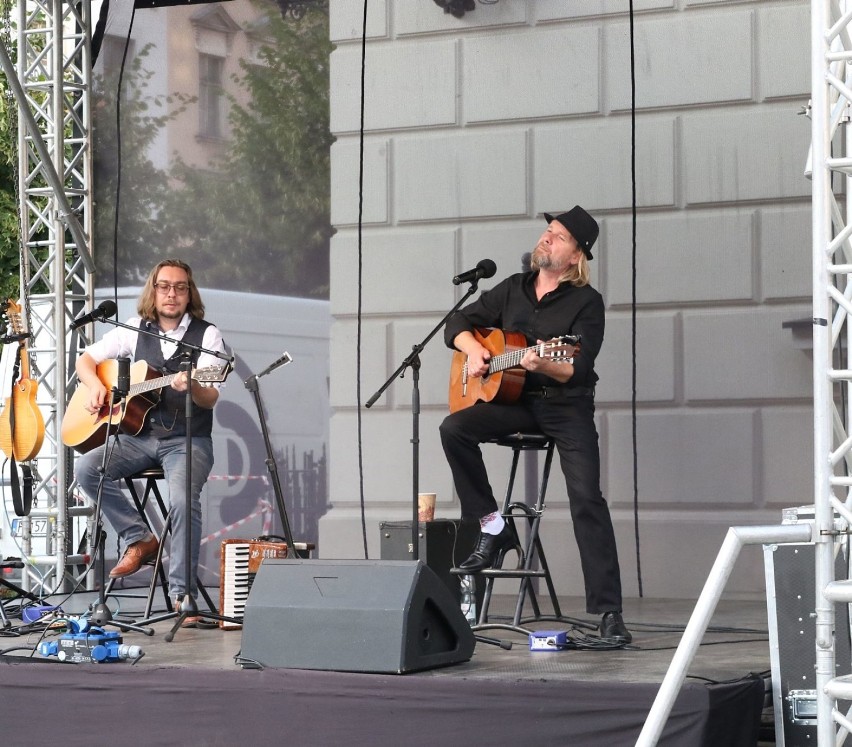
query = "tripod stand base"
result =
(89, 601, 155, 636)
(138, 592, 240, 642)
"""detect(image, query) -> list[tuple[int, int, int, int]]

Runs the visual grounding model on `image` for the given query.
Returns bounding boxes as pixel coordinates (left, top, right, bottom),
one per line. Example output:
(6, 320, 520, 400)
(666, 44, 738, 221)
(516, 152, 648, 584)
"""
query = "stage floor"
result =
(2, 588, 771, 681)
(0, 589, 772, 746)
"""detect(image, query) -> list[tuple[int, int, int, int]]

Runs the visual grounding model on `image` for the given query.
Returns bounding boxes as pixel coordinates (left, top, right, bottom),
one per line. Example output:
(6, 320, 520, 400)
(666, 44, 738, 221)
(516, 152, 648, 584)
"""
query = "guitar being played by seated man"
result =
(68, 260, 228, 628)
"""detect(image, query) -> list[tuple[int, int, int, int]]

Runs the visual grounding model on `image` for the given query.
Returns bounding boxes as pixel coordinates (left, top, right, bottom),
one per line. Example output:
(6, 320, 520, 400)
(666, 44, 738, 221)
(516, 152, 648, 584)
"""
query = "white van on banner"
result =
(0, 289, 330, 587)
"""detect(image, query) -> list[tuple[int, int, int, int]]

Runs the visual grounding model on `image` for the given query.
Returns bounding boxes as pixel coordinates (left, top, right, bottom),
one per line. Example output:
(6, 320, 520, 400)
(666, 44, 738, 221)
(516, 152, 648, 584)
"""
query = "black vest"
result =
(134, 317, 214, 438)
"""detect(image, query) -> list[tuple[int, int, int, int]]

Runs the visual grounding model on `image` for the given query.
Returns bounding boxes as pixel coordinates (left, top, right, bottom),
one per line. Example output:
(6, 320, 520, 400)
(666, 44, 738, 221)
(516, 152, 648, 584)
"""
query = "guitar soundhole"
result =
(97, 403, 122, 420)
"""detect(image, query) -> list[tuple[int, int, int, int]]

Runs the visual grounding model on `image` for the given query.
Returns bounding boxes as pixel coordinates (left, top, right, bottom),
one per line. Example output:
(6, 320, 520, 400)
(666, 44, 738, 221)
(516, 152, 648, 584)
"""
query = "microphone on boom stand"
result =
(69, 300, 117, 331)
(452, 259, 497, 286)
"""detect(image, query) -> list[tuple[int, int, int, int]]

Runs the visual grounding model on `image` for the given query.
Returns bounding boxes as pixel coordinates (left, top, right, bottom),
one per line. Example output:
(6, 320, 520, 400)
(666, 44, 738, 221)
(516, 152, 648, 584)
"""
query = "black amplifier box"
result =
(379, 519, 483, 608)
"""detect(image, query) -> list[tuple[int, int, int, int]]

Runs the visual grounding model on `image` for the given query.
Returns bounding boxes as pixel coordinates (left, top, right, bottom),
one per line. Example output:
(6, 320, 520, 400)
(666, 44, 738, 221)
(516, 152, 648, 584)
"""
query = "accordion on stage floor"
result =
(218, 539, 289, 629)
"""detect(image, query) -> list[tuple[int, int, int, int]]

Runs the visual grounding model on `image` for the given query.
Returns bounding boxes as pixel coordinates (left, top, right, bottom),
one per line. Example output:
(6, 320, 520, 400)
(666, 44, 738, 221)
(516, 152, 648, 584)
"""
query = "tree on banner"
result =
(164, 2, 332, 298)
(92, 44, 192, 284)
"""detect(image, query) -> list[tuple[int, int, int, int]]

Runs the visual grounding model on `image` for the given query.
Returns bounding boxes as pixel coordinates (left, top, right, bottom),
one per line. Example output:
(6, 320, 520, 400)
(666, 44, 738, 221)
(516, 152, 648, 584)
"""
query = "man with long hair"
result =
(440, 206, 631, 644)
(74, 259, 225, 626)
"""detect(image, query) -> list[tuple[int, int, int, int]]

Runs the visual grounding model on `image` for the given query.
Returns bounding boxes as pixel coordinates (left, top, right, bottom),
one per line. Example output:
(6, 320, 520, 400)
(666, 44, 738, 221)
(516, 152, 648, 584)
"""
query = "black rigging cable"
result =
(112, 4, 138, 307)
(356, 1, 369, 559)
(629, 0, 643, 597)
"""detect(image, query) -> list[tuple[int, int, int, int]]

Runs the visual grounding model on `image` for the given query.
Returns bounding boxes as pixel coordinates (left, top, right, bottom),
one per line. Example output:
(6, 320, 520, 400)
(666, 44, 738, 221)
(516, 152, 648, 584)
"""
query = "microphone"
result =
(115, 357, 131, 397)
(69, 300, 117, 331)
(256, 351, 293, 380)
(453, 259, 497, 286)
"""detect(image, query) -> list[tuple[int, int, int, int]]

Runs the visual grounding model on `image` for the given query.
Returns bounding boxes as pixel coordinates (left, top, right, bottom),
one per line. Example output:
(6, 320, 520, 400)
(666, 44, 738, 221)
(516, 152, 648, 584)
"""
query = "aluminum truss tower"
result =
(4, 0, 96, 594)
(803, 0, 852, 742)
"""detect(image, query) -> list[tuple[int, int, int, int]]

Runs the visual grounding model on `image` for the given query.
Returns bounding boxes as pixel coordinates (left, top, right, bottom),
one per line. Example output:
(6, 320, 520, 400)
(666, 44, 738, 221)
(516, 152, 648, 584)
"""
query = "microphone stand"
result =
(91, 317, 238, 640)
(89, 383, 153, 637)
(366, 280, 482, 561)
(243, 352, 297, 552)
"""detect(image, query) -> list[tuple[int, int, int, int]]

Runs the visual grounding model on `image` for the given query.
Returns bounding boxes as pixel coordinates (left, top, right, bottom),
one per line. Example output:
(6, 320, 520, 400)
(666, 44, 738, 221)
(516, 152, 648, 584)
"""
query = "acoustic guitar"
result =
(61, 359, 232, 454)
(448, 328, 579, 413)
(0, 299, 45, 461)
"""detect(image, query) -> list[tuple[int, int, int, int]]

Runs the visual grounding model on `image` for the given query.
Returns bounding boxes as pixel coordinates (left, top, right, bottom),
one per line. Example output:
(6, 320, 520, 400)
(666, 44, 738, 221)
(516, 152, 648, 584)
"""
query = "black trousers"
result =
(439, 395, 622, 614)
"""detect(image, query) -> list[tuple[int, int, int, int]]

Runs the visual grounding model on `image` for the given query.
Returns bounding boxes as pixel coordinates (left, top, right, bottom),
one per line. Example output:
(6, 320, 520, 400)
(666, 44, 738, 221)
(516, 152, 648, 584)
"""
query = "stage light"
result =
(433, 0, 477, 19)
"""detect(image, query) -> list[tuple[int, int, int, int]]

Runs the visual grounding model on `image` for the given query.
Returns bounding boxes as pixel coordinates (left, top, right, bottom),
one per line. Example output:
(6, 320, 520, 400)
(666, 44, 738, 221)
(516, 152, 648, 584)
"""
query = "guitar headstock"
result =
(4, 299, 25, 337)
(541, 334, 581, 362)
(3, 299, 34, 379)
(191, 361, 234, 386)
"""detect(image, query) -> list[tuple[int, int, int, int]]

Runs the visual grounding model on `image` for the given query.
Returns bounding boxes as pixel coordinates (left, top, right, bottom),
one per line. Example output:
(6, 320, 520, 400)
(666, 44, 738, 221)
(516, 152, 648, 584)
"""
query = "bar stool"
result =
(104, 468, 170, 616)
(462, 432, 585, 637)
(105, 468, 217, 620)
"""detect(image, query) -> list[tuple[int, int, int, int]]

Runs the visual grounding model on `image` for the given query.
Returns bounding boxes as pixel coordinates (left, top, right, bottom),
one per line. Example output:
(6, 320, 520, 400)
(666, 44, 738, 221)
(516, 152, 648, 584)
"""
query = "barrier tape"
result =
(200, 499, 275, 546)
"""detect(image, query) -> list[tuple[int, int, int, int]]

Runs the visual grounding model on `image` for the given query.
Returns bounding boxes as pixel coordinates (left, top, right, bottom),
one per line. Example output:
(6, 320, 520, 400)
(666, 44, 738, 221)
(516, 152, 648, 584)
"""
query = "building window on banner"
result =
(199, 53, 225, 140)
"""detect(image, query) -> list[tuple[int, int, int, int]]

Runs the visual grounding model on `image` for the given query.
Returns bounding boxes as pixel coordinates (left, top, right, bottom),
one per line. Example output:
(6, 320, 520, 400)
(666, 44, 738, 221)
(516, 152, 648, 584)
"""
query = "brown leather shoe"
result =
(174, 598, 200, 627)
(109, 535, 159, 578)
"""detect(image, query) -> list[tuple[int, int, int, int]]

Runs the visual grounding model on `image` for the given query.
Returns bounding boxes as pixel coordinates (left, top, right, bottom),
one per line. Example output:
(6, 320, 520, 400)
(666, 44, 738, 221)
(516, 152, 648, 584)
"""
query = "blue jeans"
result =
(75, 432, 214, 598)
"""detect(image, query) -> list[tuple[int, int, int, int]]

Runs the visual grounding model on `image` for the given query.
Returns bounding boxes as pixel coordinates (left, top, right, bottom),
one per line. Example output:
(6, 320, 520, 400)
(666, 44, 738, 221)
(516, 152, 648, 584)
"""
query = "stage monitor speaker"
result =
(240, 559, 476, 673)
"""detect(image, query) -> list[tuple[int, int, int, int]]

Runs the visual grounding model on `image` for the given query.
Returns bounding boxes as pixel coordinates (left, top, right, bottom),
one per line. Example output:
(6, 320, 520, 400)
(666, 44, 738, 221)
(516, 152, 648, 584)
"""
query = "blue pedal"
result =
(22, 605, 61, 624)
(529, 630, 570, 651)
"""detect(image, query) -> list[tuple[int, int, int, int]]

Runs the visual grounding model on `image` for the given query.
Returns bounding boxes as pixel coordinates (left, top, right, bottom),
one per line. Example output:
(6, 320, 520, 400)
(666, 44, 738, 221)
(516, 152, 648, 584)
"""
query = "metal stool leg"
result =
(104, 473, 172, 614)
(475, 443, 525, 626)
(470, 435, 594, 639)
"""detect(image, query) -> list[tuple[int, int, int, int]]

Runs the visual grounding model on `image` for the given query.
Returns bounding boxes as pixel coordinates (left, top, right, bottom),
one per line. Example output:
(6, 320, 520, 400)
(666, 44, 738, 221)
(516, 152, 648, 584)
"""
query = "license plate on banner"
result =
(11, 518, 47, 537)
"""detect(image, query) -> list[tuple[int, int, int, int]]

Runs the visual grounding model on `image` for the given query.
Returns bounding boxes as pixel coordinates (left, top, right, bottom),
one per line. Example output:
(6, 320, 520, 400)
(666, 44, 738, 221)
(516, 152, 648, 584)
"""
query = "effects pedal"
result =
(529, 630, 571, 651)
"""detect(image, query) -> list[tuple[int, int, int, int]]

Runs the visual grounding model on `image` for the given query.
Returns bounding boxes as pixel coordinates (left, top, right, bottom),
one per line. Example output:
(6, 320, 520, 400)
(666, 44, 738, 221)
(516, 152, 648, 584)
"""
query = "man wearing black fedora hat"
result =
(440, 205, 631, 645)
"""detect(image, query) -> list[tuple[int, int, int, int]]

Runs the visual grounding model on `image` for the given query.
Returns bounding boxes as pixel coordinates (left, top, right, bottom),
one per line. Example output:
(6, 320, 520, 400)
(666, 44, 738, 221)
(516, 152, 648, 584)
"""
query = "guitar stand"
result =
(0, 559, 40, 628)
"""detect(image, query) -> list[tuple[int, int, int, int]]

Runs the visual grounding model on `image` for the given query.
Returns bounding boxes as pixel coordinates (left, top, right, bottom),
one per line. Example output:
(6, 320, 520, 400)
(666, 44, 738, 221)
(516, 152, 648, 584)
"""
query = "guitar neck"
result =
(487, 345, 534, 375)
(128, 372, 179, 397)
(18, 341, 32, 381)
(485, 335, 573, 375)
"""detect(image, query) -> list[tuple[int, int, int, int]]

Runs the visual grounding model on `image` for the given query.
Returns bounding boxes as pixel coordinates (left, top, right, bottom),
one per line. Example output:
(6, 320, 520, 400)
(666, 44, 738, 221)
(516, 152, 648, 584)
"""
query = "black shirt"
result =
(444, 271, 604, 391)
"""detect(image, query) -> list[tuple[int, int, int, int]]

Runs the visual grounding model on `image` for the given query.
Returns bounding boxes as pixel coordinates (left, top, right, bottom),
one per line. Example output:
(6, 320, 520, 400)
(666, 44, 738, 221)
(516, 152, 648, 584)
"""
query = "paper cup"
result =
(417, 492, 436, 522)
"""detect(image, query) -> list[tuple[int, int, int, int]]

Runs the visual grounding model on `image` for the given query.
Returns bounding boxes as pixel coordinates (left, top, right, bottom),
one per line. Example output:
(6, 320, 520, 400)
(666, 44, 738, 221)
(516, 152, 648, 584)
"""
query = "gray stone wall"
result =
(322, 0, 813, 600)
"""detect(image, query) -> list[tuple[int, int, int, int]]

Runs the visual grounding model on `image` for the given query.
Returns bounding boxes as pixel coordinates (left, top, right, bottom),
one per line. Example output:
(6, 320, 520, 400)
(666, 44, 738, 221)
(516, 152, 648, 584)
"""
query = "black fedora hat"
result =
(543, 206, 599, 259)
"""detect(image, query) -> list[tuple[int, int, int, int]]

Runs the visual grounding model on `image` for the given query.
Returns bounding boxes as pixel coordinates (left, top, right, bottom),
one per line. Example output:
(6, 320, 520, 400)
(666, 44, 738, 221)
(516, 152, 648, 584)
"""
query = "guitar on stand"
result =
(0, 299, 45, 517)
(448, 328, 580, 413)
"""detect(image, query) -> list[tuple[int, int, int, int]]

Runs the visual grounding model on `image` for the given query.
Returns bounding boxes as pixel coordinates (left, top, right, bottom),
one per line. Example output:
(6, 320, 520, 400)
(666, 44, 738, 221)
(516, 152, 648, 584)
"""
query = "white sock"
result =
(480, 511, 505, 535)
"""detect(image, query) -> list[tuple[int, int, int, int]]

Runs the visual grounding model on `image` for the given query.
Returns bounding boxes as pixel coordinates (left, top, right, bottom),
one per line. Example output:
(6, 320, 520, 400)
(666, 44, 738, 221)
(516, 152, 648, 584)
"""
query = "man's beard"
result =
(157, 307, 183, 320)
(531, 245, 561, 271)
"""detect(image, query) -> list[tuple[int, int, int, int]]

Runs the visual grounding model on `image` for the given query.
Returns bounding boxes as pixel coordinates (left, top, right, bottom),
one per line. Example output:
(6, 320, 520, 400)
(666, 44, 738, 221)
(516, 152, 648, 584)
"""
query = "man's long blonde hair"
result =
(137, 259, 206, 322)
(557, 254, 591, 287)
